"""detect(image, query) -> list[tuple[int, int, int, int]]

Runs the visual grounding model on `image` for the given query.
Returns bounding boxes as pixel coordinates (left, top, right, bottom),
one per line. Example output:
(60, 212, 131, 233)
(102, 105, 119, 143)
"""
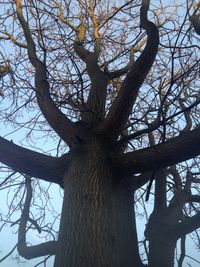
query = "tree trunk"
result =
(53, 138, 142, 267)
(145, 214, 177, 267)
(148, 235, 176, 267)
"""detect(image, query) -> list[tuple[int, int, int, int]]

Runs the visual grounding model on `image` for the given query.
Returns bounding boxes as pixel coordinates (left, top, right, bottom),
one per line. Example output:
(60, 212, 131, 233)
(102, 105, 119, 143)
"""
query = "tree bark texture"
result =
(53, 138, 142, 267)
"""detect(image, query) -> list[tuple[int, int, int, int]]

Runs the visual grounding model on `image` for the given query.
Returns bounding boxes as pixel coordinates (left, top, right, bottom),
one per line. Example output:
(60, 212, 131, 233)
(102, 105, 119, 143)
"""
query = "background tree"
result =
(0, 0, 200, 266)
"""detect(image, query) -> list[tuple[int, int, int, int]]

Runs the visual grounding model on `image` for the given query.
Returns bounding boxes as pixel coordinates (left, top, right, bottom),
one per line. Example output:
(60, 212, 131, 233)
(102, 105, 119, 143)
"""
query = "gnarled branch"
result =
(17, 177, 58, 259)
(74, 43, 109, 123)
(99, 0, 159, 140)
(16, 0, 78, 146)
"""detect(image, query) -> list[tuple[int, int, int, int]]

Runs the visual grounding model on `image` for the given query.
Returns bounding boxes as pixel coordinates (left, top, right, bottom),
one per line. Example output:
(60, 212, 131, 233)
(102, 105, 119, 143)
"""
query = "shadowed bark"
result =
(0, 136, 67, 186)
(112, 127, 200, 176)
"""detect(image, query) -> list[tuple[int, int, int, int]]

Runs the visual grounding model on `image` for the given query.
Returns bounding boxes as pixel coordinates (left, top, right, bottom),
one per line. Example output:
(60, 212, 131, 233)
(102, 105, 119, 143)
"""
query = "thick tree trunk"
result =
(53, 138, 142, 267)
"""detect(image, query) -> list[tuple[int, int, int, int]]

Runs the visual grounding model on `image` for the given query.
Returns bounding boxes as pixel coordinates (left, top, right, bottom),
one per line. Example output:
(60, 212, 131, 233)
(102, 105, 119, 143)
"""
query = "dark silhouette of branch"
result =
(16, 0, 78, 146)
(0, 136, 68, 186)
(189, 195, 200, 202)
(173, 211, 200, 239)
(178, 234, 186, 267)
(17, 177, 58, 259)
(100, 0, 159, 140)
(108, 47, 135, 79)
(112, 127, 200, 176)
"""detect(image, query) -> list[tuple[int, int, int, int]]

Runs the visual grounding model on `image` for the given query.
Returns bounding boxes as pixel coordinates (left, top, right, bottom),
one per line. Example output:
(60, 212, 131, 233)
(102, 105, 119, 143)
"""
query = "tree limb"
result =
(16, 0, 78, 146)
(17, 177, 58, 259)
(0, 136, 67, 186)
(111, 127, 200, 176)
(74, 43, 109, 122)
(178, 234, 186, 267)
(173, 212, 200, 239)
(188, 195, 200, 202)
(99, 0, 159, 140)
(108, 47, 135, 79)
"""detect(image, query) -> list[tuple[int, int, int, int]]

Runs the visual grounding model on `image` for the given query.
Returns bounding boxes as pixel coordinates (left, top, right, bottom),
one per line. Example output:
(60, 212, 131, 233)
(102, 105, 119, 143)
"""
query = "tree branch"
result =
(74, 42, 95, 63)
(16, 0, 78, 146)
(0, 136, 67, 186)
(108, 44, 145, 79)
(111, 127, 200, 176)
(17, 177, 58, 259)
(173, 212, 200, 239)
(188, 195, 200, 203)
(99, 0, 159, 140)
(108, 49, 135, 79)
(178, 234, 186, 267)
(74, 43, 109, 122)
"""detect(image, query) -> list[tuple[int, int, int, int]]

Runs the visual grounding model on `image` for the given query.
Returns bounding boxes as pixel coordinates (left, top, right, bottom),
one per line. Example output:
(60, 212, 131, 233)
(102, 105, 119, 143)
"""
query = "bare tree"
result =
(0, 0, 200, 266)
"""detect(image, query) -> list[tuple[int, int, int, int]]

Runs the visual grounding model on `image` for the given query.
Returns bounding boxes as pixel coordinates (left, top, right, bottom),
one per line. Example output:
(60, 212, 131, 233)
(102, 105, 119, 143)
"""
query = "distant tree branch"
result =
(117, 99, 200, 145)
(17, 177, 58, 259)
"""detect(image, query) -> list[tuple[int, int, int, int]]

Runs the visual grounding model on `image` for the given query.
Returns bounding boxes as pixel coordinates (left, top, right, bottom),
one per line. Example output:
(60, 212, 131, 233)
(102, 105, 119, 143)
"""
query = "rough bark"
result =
(53, 137, 143, 267)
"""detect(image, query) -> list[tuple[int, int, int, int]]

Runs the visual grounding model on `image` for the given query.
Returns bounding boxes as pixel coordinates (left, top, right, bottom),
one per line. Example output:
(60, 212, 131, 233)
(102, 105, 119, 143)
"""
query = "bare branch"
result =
(111, 127, 200, 176)
(15, 0, 79, 146)
(88, 0, 101, 39)
(173, 211, 200, 239)
(108, 47, 135, 80)
(108, 40, 146, 80)
(99, 0, 159, 140)
(0, 136, 68, 186)
(178, 234, 186, 267)
(17, 177, 58, 259)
